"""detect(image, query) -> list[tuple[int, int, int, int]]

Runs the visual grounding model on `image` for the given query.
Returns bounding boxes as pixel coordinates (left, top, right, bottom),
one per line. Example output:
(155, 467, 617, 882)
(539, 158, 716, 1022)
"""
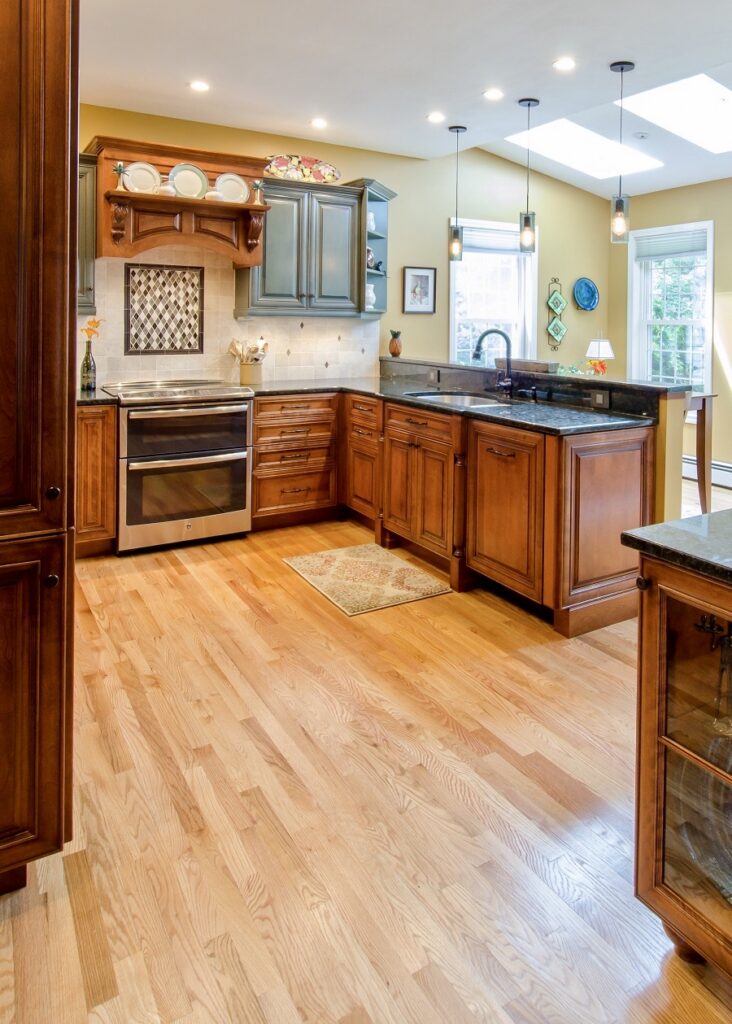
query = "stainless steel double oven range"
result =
(102, 380, 254, 553)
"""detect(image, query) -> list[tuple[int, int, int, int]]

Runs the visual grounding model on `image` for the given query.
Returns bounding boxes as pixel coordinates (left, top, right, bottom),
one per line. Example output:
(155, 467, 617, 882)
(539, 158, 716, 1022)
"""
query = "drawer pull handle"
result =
(408, 442, 421, 450)
(282, 486, 311, 495)
(353, 427, 372, 437)
(406, 417, 428, 427)
(354, 404, 371, 413)
(282, 403, 310, 410)
(280, 427, 310, 435)
(636, 576, 652, 591)
(281, 453, 310, 462)
(45, 485, 61, 500)
(485, 446, 515, 459)
(44, 574, 60, 589)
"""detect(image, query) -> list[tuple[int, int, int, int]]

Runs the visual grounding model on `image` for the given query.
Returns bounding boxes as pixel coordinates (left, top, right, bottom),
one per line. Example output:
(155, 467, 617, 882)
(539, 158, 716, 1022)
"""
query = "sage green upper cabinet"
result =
(309, 190, 359, 312)
(235, 178, 387, 318)
(77, 154, 96, 314)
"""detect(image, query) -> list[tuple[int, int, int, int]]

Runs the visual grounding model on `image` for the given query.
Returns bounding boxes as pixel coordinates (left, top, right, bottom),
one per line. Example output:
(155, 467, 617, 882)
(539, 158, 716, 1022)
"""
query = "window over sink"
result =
(448, 219, 537, 368)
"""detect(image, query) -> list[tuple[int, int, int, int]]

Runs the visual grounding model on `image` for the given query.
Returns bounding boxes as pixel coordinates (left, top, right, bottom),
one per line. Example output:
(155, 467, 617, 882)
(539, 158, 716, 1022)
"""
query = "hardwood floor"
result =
(2, 519, 730, 1023)
(682, 478, 732, 518)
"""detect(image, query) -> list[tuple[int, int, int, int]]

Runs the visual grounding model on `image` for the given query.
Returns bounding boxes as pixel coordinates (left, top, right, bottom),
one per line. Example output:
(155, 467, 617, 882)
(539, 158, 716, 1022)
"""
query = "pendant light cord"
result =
(618, 68, 625, 197)
(525, 104, 531, 211)
(455, 129, 460, 225)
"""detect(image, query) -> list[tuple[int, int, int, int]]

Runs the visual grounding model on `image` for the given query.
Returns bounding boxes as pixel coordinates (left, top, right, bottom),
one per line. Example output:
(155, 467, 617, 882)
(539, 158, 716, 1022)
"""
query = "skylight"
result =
(505, 118, 663, 179)
(619, 74, 732, 153)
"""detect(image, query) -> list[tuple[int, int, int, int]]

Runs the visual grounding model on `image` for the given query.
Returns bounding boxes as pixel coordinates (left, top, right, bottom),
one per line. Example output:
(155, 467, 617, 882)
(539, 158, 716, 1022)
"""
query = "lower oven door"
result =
(118, 449, 252, 552)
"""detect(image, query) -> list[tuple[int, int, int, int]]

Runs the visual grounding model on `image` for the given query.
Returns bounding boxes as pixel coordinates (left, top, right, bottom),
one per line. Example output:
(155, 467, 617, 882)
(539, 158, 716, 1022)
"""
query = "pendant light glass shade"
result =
(610, 61, 634, 244)
(610, 195, 630, 243)
(448, 125, 467, 262)
(518, 98, 539, 254)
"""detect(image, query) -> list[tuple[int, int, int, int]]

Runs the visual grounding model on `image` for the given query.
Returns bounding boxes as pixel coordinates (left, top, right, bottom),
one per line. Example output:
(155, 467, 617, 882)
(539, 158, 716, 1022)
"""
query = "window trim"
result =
(448, 218, 538, 366)
(627, 220, 714, 393)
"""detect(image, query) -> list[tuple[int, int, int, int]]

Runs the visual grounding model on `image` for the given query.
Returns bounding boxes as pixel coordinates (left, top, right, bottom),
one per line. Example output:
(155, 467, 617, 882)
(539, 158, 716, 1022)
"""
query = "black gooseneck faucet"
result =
(472, 328, 513, 398)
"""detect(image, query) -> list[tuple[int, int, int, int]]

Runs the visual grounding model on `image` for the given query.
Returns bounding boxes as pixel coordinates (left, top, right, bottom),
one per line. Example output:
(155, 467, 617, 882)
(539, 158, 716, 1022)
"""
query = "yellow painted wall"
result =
(80, 104, 609, 364)
(609, 179, 732, 465)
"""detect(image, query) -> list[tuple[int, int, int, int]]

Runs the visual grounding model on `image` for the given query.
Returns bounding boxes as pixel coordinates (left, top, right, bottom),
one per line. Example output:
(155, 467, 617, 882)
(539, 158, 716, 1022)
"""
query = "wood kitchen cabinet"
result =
(77, 153, 96, 314)
(632, 555, 732, 978)
(381, 402, 467, 587)
(76, 404, 117, 556)
(252, 393, 339, 525)
(467, 421, 545, 602)
(235, 181, 360, 316)
(342, 394, 382, 521)
(0, 0, 76, 894)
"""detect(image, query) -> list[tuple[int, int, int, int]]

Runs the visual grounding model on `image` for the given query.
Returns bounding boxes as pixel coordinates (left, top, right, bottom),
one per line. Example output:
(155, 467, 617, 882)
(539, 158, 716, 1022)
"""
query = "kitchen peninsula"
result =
(77, 357, 680, 637)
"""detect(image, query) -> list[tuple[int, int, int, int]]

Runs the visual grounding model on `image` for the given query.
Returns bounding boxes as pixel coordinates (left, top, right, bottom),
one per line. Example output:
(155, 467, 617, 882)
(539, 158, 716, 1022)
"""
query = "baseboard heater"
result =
(682, 455, 732, 490)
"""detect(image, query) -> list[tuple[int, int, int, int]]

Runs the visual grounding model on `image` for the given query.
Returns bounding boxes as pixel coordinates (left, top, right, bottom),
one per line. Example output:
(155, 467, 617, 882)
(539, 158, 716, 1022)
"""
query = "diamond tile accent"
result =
(125, 264, 204, 354)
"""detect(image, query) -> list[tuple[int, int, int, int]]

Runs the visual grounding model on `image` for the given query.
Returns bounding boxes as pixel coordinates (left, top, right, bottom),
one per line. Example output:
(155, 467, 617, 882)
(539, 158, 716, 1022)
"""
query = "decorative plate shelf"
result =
(86, 137, 272, 268)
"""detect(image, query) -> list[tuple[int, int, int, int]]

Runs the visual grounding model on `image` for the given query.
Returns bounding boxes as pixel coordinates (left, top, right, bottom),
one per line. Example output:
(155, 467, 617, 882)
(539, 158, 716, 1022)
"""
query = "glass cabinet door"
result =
(661, 595, 732, 930)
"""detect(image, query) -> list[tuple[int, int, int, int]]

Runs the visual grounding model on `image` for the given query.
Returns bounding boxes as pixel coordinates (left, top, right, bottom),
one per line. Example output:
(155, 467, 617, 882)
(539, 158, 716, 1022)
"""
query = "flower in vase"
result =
(80, 317, 103, 342)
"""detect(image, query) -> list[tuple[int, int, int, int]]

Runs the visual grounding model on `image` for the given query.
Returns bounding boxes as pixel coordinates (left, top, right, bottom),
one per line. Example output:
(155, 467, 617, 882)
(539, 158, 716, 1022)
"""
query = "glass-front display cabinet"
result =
(636, 556, 732, 976)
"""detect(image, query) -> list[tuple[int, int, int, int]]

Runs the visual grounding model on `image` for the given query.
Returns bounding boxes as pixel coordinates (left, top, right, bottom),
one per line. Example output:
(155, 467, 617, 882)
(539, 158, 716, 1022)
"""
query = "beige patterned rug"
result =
(283, 544, 451, 615)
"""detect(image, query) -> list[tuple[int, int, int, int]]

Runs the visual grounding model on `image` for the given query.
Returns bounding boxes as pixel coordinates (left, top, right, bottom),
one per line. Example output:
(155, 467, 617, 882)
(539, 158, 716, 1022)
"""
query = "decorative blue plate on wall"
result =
(573, 277, 599, 311)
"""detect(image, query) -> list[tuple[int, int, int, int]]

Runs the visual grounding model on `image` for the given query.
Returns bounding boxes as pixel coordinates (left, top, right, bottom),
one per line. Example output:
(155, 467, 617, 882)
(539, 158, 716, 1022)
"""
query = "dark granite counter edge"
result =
(622, 519, 732, 587)
(77, 389, 117, 406)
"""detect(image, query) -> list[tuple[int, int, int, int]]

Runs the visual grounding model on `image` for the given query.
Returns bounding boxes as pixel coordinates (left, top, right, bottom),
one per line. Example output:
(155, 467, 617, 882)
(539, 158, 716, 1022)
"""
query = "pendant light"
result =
(518, 98, 539, 253)
(448, 125, 467, 261)
(610, 60, 634, 244)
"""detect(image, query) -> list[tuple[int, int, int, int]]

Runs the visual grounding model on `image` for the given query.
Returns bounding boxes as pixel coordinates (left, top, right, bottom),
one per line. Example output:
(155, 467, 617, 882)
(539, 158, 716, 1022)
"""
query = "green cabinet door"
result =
(249, 185, 308, 310)
(77, 154, 96, 314)
(308, 190, 359, 312)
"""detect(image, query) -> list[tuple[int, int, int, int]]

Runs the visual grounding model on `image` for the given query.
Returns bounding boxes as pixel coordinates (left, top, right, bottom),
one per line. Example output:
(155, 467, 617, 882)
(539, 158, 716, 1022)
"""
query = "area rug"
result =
(283, 543, 451, 615)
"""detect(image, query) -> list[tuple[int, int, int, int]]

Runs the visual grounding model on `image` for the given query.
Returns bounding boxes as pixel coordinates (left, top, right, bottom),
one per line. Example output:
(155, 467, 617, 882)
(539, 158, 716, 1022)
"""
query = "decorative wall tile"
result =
(124, 264, 204, 355)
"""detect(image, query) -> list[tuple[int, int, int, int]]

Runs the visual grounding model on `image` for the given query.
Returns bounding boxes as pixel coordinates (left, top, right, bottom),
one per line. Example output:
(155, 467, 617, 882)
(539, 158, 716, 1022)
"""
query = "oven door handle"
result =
(127, 451, 248, 472)
(128, 404, 249, 419)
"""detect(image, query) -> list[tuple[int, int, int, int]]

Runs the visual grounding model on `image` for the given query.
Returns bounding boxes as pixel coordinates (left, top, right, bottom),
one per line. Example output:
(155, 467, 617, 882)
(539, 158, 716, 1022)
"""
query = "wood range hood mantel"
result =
(85, 137, 271, 268)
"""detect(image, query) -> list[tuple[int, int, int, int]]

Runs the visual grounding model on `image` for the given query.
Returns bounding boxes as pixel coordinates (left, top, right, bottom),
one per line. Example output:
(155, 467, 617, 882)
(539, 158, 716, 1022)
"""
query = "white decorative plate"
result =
(121, 161, 160, 193)
(215, 172, 250, 204)
(169, 163, 209, 199)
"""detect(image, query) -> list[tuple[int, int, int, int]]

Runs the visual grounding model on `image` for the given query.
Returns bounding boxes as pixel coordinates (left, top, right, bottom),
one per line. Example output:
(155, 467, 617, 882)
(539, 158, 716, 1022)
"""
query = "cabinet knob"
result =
(45, 485, 61, 499)
(44, 574, 61, 589)
(636, 576, 652, 591)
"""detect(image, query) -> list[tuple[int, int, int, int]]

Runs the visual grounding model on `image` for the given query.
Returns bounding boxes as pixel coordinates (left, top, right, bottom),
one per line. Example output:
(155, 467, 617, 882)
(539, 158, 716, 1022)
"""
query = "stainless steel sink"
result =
(403, 391, 505, 408)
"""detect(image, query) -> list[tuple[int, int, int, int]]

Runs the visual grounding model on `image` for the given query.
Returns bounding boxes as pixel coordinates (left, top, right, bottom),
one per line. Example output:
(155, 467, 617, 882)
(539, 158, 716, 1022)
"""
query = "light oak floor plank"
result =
(3, 518, 731, 1022)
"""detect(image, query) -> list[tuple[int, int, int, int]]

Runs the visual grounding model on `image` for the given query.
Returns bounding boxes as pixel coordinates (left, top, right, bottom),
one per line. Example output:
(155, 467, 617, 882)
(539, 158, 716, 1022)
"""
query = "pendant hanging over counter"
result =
(518, 98, 539, 253)
(448, 125, 467, 261)
(610, 61, 635, 244)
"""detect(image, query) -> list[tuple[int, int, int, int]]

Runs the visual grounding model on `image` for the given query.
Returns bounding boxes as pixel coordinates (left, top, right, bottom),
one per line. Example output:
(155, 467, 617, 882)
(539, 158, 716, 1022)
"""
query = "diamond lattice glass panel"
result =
(125, 264, 204, 354)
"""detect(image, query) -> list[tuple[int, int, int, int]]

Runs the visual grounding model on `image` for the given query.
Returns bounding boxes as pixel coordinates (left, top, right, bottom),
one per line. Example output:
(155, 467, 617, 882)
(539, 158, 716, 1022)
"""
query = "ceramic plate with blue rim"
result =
(573, 277, 599, 311)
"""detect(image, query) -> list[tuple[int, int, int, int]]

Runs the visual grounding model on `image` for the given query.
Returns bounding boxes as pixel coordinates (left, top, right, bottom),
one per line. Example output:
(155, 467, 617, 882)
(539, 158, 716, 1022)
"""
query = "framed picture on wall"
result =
(403, 266, 436, 314)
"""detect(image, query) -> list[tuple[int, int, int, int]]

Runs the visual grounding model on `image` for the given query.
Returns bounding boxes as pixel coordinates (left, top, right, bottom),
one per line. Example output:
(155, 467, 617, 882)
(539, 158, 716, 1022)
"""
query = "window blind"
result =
(462, 225, 520, 254)
(633, 227, 708, 262)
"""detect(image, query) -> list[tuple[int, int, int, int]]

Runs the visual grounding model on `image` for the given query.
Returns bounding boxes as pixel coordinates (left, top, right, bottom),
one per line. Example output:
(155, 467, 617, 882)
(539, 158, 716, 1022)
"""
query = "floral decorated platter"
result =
(265, 154, 341, 183)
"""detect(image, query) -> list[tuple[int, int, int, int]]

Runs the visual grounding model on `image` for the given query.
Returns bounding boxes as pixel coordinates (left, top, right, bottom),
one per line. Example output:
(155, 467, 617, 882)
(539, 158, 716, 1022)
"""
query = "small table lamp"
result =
(585, 338, 615, 374)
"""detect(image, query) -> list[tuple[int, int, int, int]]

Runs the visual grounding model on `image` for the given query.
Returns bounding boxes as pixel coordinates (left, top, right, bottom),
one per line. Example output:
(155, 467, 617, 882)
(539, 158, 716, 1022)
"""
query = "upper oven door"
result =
(121, 403, 251, 458)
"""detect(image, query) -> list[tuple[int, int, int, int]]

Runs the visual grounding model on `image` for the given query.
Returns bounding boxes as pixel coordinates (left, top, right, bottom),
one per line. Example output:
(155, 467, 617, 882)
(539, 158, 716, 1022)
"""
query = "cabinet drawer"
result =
(385, 402, 453, 442)
(253, 467, 336, 515)
(346, 420, 379, 447)
(254, 393, 338, 419)
(345, 393, 381, 427)
(253, 418, 336, 445)
(253, 442, 334, 471)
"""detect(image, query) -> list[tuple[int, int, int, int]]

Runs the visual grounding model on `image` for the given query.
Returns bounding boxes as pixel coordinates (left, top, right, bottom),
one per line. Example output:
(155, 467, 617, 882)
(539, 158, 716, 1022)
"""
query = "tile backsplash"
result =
(78, 244, 380, 386)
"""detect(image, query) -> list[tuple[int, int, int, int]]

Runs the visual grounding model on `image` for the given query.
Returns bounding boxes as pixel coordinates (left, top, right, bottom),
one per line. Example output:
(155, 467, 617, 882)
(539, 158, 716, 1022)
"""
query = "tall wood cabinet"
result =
(0, 0, 77, 894)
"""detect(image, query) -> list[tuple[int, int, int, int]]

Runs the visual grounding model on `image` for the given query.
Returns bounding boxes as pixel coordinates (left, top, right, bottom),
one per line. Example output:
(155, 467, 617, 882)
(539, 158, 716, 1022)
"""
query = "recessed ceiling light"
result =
(427, 111, 446, 124)
(483, 87, 504, 101)
(553, 56, 576, 72)
(311, 117, 328, 129)
(189, 80, 210, 92)
(619, 74, 732, 153)
(505, 118, 662, 178)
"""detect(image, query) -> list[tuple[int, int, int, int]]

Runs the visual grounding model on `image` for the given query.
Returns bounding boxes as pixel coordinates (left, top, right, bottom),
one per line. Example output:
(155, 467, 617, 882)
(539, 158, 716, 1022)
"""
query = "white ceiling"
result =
(79, 0, 732, 197)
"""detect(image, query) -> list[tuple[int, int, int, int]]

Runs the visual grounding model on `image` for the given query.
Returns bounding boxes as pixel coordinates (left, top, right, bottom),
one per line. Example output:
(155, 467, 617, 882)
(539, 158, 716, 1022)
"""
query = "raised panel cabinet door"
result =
(383, 430, 414, 539)
(76, 405, 117, 553)
(249, 186, 308, 309)
(0, 0, 75, 538)
(559, 428, 654, 607)
(346, 439, 379, 518)
(77, 154, 96, 313)
(308, 190, 359, 311)
(466, 423, 545, 601)
(413, 436, 453, 557)
(0, 535, 68, 872)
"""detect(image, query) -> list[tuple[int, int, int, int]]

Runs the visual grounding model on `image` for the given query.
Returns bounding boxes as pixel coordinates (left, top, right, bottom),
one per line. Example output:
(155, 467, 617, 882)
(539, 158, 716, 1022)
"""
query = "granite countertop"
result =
(622, 510, 732, 585)
(250, 377, 655, 436)
(78, 377, 655, 435)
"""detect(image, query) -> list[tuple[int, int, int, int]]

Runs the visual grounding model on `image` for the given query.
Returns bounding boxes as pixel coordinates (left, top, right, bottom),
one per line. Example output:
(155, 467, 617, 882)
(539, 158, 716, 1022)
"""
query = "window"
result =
(628, 222, 714, 393)
(449, 219, 537, 368)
